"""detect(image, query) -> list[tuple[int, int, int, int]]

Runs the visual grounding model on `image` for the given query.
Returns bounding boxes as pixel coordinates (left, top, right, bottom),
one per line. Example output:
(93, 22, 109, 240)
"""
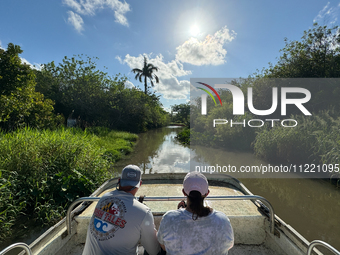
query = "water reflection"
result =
(147, 131, 190, 173)
(115, 127, 340, 251)
(114, 126, 191, 173)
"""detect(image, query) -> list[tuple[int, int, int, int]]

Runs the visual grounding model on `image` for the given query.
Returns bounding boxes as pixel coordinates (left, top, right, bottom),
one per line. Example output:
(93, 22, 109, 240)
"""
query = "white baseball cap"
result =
(183, 172, 209, 196)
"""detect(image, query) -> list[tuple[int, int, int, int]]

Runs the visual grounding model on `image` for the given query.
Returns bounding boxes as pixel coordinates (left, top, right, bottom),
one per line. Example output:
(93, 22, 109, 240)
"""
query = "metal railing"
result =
(66, 195, 274, 235)
(66, 197, 101, 235)
(0, 242, 32, 255)
(307, 240, 340, 255)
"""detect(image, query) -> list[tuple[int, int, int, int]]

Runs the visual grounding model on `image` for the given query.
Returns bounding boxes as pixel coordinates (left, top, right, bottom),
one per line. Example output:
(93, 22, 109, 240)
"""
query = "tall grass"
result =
(253, 112, 340, 182)
(0, 127, 137, 240)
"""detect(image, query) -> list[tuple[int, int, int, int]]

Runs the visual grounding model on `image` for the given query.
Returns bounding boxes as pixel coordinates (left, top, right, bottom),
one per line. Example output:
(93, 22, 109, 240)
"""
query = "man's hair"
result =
(187, 190, 211, 220)
(118, 185, 136, 192)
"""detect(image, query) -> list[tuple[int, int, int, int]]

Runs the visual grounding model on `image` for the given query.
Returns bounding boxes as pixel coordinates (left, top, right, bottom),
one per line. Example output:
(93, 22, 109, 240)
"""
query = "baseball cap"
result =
(120, 165, 142, 188)
(183, 172, 209, 196)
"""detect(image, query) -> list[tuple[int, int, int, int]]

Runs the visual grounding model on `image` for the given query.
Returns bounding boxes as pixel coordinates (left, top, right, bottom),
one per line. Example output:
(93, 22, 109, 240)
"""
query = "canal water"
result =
(2, 126, 338, 253)
(115, 126, 340, 252)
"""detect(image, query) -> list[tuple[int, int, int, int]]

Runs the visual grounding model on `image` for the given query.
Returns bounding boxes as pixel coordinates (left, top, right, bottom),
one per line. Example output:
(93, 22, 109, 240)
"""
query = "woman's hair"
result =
(187, 190, 211, 220)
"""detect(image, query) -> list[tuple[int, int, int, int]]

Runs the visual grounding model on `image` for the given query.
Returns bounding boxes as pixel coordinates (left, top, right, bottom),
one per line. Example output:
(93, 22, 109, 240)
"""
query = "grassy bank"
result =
(0, 127, 137, 241)
(253, 112, 340, 183)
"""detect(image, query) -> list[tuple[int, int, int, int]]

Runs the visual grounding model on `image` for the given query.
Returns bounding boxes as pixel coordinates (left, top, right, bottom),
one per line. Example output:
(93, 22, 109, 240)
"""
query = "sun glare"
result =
(190, 25, 200, 37)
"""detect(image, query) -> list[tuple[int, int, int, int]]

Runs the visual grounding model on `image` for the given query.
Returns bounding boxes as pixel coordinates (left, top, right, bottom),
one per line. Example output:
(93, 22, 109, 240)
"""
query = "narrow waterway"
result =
(3, 126, 338, 252)
(115, 126, 340, 251)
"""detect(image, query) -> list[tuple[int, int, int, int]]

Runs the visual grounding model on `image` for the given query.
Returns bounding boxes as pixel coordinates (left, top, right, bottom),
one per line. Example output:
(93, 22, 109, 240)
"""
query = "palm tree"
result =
(131, 56, 159, 94)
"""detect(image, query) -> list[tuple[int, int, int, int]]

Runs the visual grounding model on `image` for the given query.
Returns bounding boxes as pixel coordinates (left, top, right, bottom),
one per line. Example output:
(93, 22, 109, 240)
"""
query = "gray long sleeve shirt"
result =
(82, 189, 160, 255)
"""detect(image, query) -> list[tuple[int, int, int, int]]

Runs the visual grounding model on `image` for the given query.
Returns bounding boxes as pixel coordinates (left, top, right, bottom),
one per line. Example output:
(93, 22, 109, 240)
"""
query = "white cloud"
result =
(124, 80, 135, 89)
(114, 12, 128, 26)
(175, 26, 236, 66)
(313, 2, 340, 25)
(117, 27, 237, 99)
(110, 0, 130, 26)
(63, 0, 84, 14)
(21, 58, 42, 70)
(63, 0, 130, 31)
(330, 17, 338, 25)
(67, 11, 84, 33)
(119, 53, 191, 99)
(149, 144, 190, 173)
(20, 58, 31, 66)
(122, 53, 191, 78)
(115, 55, 123, 64)
(162, 106, 171, 113)
(314, 2, 330, 23)
(156, 78, 190, 99)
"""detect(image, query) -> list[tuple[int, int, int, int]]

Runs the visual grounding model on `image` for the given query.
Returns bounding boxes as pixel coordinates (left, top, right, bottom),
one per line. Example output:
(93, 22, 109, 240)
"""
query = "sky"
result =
(1, 0, 340, 112)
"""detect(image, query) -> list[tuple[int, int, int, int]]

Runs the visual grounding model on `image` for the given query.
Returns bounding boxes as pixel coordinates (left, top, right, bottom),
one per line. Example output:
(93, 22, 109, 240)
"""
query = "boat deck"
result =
(81, 182, 261, 216)
(140, 183, 260, 215)
(56, 182, 285, 255)
(28, 174, 315, 255)
(137, 243, 278, 255)
(54, 241, 279, 255)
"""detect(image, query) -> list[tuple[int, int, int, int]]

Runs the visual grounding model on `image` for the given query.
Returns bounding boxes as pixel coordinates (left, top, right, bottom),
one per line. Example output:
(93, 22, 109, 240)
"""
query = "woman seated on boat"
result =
(157, 172, 234, 255)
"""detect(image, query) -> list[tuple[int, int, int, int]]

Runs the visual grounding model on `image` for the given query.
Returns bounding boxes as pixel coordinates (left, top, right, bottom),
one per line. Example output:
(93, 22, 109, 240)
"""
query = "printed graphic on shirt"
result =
(90, 197, 127, 241)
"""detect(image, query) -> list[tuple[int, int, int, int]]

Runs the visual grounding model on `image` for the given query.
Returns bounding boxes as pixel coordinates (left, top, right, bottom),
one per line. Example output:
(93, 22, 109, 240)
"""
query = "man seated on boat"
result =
(82, 165, 161, 255)
(157, 172, 234, 255)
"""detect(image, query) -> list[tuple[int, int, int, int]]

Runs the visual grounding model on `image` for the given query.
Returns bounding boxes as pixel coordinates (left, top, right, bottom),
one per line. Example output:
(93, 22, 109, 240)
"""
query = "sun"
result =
(190, 25, 200, 37)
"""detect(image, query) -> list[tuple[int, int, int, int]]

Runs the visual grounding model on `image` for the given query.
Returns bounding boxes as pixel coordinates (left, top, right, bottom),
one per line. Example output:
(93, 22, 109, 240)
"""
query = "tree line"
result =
(0, 46, 170, 133)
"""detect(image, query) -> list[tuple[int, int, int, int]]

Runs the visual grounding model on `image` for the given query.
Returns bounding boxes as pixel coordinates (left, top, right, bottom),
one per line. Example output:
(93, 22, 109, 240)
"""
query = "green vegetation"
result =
(264, 24, 340, 78)
(0, 44, 169, 241)
(1, 43, 169, 132)
(171, 103, 190, 144)
(35, 54, 169, 133)
(0, 127, 137, 241)
(171, 103, 190, 127)
(254, 24, 340, 181)
(176, 128, 190, 145)
(0, 43, 63, 131)
(190, 24, 340, 181)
